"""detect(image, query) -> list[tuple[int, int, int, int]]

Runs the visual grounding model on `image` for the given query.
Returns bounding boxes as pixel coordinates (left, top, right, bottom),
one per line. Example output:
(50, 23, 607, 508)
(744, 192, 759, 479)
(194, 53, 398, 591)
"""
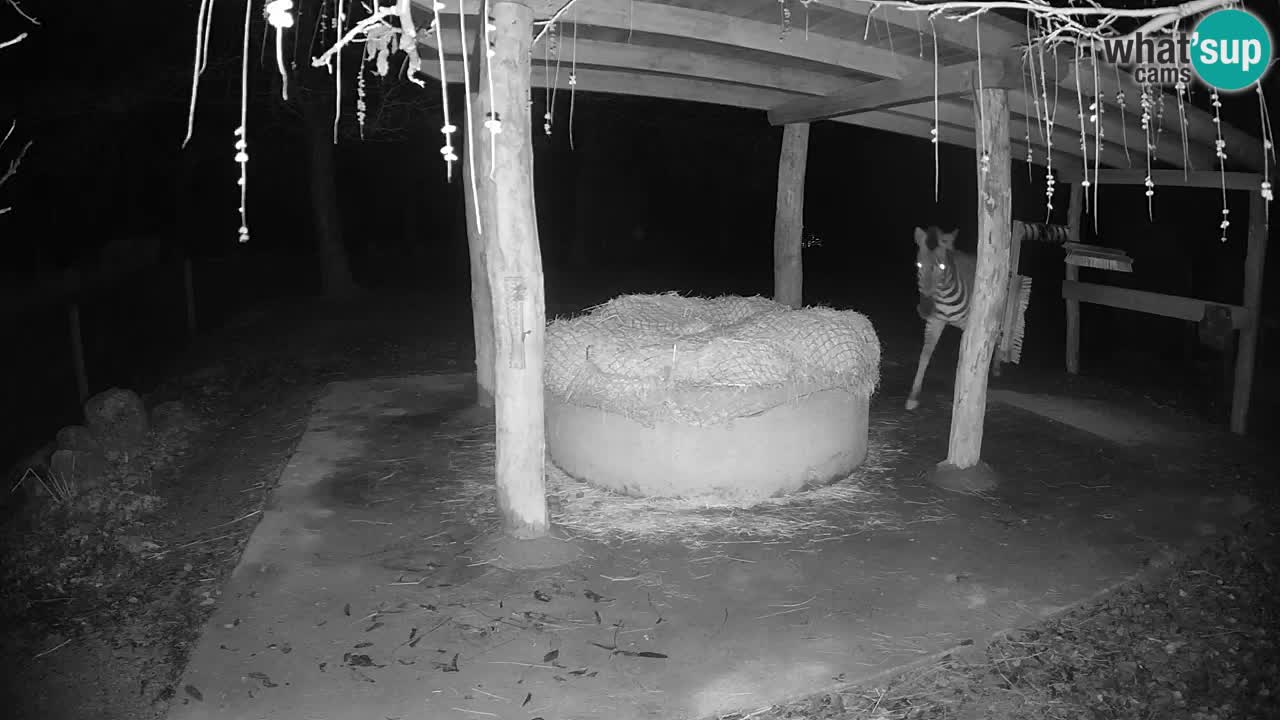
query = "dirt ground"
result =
(1, 289, 1276, 720)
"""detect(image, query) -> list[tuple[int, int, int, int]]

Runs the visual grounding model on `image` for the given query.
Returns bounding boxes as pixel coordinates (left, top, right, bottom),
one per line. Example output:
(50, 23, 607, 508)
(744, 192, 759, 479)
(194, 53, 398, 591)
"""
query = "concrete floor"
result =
(166, 374, 1254, 720)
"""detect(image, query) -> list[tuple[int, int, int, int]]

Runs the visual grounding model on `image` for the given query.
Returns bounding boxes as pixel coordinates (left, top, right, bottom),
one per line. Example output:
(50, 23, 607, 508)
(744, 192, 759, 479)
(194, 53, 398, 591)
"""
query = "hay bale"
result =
(545, 293, 880, 428)
(544, 294, 881, 501)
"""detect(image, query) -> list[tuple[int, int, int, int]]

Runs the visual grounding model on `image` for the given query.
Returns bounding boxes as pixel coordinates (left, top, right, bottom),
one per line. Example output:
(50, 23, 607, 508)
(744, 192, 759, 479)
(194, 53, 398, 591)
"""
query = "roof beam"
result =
(425, 31, 1070, 167)
(767, 54, 1023, 125)
(1054, 167, 1263, 191)
(811, 1, 1022, 55)
(890, 98, 1134, 170)
(429, 30, 847, 97)
(424, 27, 1121, 170)
(424, 1, 1230, 170)
(444, 0, 915, 79)
(418, 57, 1045, 170)
(1058, 54, 1262, 172)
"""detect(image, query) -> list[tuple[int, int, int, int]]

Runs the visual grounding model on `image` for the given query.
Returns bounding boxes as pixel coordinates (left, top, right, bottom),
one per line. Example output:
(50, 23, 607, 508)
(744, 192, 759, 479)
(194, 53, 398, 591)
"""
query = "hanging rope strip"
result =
(234, 0, 252, 244)
(183, 0, 216, 148)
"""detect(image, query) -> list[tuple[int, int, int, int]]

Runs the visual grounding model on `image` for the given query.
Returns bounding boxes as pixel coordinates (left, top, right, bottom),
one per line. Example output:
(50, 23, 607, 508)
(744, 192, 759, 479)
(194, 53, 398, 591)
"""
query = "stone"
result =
(84, 387, 149, 452)
(49, 448, 109, 497)
(56, 425, 102, 453)
(150, 400, 197, 433)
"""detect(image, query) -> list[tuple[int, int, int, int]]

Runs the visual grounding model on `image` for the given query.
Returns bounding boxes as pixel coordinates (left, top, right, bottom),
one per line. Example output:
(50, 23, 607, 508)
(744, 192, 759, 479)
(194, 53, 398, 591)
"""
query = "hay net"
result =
(545, 293, 881, 427)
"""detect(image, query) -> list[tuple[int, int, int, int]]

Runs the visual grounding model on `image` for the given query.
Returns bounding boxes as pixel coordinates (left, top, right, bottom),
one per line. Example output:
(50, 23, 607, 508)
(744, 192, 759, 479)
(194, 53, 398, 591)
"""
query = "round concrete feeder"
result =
(546, 387, 869, 504)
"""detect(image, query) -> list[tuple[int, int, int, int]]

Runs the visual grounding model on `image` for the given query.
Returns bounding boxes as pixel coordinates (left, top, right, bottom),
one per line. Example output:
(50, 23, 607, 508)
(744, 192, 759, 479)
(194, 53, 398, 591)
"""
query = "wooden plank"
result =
(1053, 167, 1263, 191)
(1062, 280, 1249, 327)
(996, 211, 1026, 369)
(1231, 189, 1268, 435)
(773, 123, 809, 308)
(478, 0, 549, 539)
(767, 55, 1021, 126)
(947, 86, 1011, 470)
(1065, 183, 1083, 374)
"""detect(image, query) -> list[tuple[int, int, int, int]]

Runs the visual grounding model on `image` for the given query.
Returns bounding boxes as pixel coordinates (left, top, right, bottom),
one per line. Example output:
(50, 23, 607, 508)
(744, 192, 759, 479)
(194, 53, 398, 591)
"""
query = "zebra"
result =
(906, 222, 1070, 410)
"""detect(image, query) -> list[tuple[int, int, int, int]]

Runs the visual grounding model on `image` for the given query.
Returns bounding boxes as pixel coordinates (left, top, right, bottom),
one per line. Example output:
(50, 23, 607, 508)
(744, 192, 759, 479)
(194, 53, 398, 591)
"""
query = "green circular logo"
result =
(1191, 9, 1272, 91)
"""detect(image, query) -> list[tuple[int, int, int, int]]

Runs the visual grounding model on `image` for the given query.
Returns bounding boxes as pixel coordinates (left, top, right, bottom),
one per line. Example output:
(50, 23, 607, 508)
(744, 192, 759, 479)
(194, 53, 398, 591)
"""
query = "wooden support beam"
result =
(767, 55, 1022, 126)
(1062, 280, 1249, 327)
(773, 123, 809, 308)
(1231, 190, 1269, 435)
(476, 0, 549, 539)
(1054, 167, 1263, 191)
(946, 86, 1012, 472)
(1065, 183, 1084, 375)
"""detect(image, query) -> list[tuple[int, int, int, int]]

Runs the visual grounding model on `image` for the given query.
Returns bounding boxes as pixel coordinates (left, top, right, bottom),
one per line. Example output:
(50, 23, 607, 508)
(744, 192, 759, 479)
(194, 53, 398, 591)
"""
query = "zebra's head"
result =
(913, 226, 959, 319)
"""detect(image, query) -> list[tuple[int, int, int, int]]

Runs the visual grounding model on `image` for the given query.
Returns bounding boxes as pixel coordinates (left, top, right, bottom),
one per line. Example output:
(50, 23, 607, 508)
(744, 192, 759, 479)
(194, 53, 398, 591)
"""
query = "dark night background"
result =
(1, 0, 1278, 468)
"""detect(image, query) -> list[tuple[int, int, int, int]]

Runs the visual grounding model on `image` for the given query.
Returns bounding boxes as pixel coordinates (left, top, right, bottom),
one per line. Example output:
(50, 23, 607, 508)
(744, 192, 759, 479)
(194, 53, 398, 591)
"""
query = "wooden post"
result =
(1065, 182, 1084, 374)
(183, 257, 198, 337)
(773, 123, 809, 308)
(462, 0, 496, 407)
(68, 302, 88, 405)
(1230, 190, 1268, 434)
(463, 86, 496, 408)
(476, 0, 549, 539)
(941, 87, 1011, 480)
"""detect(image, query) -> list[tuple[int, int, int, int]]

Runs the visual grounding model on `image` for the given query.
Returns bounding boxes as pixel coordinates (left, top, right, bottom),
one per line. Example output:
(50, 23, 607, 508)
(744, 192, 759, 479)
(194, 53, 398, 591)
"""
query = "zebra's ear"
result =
(913, 227, 927, 245)
(940, 229, 958, 249)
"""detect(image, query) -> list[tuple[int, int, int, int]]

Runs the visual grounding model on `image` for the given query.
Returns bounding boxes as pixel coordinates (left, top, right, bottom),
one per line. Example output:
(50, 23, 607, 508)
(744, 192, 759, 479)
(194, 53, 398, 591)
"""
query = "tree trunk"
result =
(474, 0, 549, 539)
(463, 89, 496, 407)
(946, 87, 1012, 469)
(773, 123, 809, 308)
(302, 97, 357, 299)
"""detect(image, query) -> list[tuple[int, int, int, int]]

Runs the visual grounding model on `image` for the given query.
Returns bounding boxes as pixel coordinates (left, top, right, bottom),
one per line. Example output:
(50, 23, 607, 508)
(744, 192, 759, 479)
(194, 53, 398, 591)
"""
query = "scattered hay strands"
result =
(439, 415, 909, 550)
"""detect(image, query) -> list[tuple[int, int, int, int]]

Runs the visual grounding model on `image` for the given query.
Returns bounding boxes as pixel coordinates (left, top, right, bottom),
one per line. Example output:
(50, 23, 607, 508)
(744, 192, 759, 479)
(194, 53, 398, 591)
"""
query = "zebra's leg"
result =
(906, 317, 946, 410)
